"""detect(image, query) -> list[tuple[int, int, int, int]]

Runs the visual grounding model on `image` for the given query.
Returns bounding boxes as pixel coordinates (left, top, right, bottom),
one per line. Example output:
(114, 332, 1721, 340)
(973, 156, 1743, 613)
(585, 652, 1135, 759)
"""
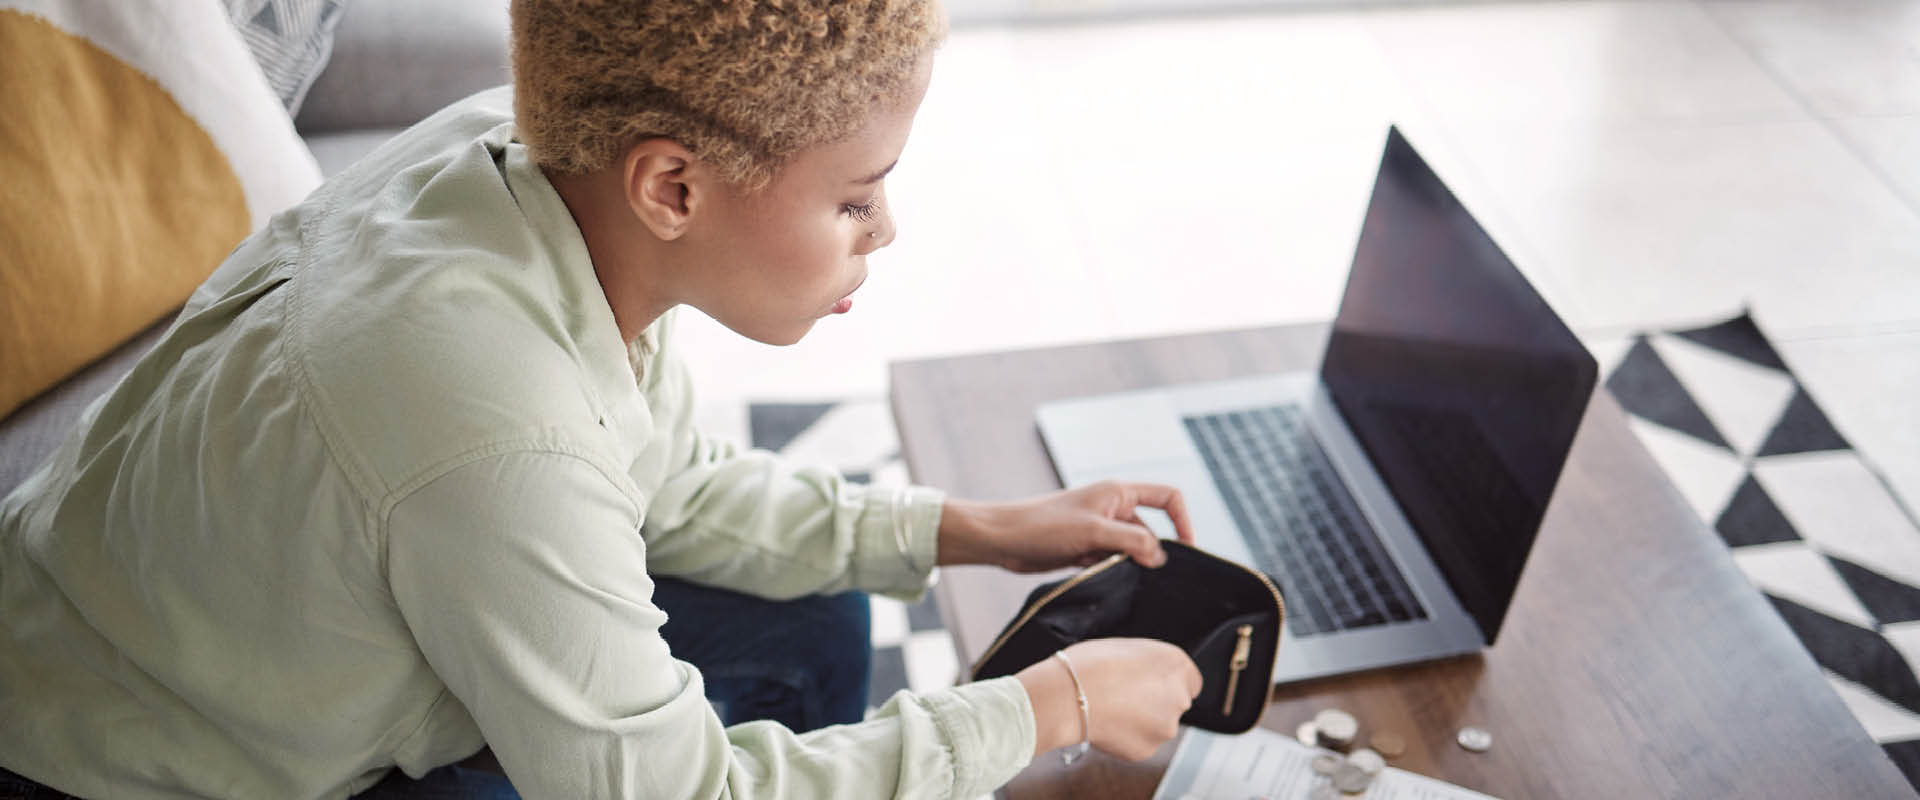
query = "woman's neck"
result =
(546, 166, 679, 343)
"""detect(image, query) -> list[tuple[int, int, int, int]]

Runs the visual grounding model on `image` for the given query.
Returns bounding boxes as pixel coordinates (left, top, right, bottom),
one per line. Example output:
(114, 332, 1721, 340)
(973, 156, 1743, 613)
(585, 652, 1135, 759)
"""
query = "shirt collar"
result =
(493, 123, 656, 445)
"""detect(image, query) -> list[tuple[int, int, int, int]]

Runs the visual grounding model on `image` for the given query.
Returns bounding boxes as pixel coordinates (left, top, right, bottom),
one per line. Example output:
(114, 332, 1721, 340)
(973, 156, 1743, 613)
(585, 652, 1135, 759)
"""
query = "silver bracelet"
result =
(1052, 651, 1092, 766)
(888, 487, 920, 574)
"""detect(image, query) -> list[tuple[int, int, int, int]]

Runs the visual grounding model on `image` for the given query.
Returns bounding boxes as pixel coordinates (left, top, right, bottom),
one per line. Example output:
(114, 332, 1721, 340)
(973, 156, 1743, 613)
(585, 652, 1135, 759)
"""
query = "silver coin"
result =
(1457, 725, 1493, 753)
(1313, 709, 1359, 751)
(1309, 785, 1341, 800)
(1311, 753, 1342, 775)
(1332, 762, 1374, 793)
(1348, 747, 1386, 775)
(1297, 720, 1320, 747)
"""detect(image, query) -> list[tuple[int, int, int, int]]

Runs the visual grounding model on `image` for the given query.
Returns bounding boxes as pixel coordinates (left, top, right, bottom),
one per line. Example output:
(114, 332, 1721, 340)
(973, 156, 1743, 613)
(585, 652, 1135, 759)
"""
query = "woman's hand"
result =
(937, 481, 1196, 572)
(1015, 638, 1203, 761)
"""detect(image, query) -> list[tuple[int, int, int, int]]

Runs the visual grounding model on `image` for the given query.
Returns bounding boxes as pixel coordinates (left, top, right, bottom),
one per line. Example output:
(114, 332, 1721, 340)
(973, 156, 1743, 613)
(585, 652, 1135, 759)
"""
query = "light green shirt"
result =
(0, 87, 1035, 800)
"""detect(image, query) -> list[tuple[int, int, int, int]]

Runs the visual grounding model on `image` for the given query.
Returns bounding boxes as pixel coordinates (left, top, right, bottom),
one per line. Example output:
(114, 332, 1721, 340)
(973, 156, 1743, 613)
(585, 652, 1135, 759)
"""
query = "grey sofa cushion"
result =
(294, 0, 510, 134)
(0, 315, 173, 500)
(304, 127, 406, 177)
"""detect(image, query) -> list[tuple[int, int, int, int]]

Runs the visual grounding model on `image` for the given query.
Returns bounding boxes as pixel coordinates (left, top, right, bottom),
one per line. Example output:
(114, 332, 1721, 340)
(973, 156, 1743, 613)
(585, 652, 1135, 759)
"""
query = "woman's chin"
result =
(707, 309, 824, 347)
(740, 321, 815, 347)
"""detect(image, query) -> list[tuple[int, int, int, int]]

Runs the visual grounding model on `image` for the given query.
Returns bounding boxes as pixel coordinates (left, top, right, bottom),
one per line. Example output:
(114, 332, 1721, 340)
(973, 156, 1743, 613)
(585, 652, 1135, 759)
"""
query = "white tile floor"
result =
(674, 0, 1920, 507)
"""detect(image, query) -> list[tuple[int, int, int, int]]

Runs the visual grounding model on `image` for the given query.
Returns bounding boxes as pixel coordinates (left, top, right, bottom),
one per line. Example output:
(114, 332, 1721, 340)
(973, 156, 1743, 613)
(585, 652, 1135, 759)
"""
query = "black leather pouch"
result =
(969, 540, 1285, 734)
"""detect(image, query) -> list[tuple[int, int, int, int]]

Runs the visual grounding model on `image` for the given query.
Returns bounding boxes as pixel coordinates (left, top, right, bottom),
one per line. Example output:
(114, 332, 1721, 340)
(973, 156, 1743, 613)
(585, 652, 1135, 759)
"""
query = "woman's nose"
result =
(866, 219, 896, 251)
(861, 188, 896, 253)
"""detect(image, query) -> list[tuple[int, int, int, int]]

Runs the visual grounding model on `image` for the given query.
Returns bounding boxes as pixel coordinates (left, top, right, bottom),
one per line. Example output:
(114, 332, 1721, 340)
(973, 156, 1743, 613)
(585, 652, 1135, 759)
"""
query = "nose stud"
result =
(869, 232, 879, 238)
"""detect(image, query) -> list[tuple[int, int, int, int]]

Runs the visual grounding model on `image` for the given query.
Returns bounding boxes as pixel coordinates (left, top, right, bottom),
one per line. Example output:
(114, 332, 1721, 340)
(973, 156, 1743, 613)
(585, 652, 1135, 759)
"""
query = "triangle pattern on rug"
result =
(749, 402, 837, 454)
(1767, 594, 1920, 717)
(1607, 337, 1731, 450)
(774, 399, 900, 475)
(1828, 671, 1920, 743)
(1757, 387, 1852, 457)
(1585, 336, 1635, 382)
(1882, 738, 1920, 790)
(866, 646, 907, 710)
(1715, 475, 1801, 548)
(1670, 313, 1788, 371)
(1734, 542, 1876, 630)
(1832, 555, 1920, 626)
(1606, 315, 1920, 799)
(868, 596, 911, 648)
(1627, 416, 1745, 522)
(1648, 333, 1795, 458)
(1755, 452, 1920, 589)
(1883, 622, 1920, 685)
(902, 630, 962, 694)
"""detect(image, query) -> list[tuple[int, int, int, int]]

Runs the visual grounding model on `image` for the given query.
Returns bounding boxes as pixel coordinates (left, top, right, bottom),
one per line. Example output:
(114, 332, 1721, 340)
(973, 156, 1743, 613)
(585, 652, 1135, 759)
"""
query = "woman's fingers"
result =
(1099, 518, 1166, 567)
(1119, 483, 1196, 545)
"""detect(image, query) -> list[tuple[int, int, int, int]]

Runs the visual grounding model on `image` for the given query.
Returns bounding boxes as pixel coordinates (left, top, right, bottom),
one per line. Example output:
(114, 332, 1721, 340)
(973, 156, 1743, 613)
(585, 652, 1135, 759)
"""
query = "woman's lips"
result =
(831, 276, 865, 315)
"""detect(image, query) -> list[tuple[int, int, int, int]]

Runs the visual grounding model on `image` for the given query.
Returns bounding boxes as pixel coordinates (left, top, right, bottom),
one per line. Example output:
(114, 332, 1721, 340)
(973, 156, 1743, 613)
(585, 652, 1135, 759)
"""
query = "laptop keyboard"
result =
(1184, 404, 1428, 636)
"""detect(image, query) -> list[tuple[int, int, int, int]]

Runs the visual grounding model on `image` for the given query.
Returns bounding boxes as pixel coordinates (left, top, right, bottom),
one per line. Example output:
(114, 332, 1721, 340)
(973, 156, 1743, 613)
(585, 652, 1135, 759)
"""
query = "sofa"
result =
(0, 0, 514, 499)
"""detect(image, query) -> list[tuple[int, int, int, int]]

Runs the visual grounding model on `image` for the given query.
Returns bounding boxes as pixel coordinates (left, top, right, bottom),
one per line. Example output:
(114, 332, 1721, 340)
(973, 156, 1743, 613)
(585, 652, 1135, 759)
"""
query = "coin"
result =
(1314, 709, 1359, 750)
(1311, 753, 1342, 775)
(1297, 720, 1320, 747)
(1457, 725, 1493, 753)
(1348, 747, 1386, 775)
(1332, 762, 1374, 793)
(1370, 731, 1406, 759)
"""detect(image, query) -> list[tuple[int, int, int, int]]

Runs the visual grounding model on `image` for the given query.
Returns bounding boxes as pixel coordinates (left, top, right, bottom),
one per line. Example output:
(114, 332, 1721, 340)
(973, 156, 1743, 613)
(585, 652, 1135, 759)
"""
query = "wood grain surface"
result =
(889, 323, 1912, 800)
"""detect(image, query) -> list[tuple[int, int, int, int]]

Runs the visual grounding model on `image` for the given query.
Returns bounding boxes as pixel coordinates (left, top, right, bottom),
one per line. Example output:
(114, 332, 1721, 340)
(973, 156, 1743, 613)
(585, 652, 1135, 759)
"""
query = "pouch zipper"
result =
(1216, 559, 1286, 722)
(1223, 623, 1253, 714)
(967, 550, 1288, 730)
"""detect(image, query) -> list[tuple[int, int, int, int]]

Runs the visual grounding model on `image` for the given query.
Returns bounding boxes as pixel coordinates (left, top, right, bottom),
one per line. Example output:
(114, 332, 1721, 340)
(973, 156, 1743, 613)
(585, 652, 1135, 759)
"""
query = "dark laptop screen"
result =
(1320, 127, 1597, 643)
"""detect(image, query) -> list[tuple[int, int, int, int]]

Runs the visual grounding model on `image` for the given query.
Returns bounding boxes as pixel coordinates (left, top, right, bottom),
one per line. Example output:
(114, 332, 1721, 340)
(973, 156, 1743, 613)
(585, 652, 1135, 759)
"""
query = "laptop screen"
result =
(1320, 127, 1597, 643)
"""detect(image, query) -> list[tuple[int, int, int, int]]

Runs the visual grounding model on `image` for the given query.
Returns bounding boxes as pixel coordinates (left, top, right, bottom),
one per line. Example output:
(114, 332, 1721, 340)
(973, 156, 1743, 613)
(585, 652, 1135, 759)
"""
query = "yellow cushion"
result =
(0, 3, 320, 419)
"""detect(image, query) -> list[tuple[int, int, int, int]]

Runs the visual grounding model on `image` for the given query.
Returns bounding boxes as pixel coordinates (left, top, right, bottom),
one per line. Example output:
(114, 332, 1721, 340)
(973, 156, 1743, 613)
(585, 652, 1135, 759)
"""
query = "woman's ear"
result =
(620, 139, 701, 241)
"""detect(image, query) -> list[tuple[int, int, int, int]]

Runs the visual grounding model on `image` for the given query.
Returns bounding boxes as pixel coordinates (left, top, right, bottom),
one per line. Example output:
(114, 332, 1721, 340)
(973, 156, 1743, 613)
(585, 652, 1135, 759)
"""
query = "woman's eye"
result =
(842, 200, 879, 223)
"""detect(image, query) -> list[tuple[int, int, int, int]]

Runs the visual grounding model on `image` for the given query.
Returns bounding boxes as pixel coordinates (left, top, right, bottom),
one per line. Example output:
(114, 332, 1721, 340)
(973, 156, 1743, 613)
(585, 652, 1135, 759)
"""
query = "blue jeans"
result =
(0, 577, 873, 799)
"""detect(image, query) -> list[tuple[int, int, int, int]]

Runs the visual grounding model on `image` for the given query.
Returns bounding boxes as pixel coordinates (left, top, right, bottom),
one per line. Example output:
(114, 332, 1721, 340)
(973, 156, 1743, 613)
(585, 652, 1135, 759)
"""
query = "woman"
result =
(0, 1, 1203, 797)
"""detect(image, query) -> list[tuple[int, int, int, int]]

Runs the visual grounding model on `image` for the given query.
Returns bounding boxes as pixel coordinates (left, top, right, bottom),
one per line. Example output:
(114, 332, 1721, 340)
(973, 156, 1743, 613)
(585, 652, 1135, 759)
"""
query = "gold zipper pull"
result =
(1223, 624, 1253, 715)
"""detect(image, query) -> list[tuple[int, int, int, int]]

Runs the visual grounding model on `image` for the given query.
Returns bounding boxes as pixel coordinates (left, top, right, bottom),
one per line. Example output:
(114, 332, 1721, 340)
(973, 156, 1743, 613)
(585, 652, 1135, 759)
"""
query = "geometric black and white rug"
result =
(1597, 312, 1920, 791)
(748, 311, 1920, 789)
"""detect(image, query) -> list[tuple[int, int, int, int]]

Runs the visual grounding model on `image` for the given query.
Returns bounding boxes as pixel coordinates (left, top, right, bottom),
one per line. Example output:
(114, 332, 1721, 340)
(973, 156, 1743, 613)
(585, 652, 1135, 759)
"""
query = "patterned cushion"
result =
(0, 1, 320, 420)
(223, 0, 349, 114)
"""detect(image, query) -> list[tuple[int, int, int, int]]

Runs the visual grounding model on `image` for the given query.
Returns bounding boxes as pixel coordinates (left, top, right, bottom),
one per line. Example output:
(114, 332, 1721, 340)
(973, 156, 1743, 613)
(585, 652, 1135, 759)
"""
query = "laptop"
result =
(1035, 126, 1598, 683)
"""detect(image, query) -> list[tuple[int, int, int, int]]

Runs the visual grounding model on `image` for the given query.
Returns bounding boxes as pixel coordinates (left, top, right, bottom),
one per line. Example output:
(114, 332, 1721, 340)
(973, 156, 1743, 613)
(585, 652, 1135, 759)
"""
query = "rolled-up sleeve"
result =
(631, 322, 944, 603)
(640, 444, 945, 603)
(386, 448, 1033, 799)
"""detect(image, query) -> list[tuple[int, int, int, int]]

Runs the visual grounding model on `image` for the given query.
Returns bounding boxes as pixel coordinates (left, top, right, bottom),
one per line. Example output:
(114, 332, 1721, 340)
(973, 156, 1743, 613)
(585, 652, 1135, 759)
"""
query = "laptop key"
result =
(1184, 405, 1430, 635)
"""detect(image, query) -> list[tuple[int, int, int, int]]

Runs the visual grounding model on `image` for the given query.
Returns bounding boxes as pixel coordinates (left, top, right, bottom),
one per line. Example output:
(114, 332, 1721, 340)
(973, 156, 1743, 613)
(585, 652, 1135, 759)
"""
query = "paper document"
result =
(1153, 726, 1502, 800)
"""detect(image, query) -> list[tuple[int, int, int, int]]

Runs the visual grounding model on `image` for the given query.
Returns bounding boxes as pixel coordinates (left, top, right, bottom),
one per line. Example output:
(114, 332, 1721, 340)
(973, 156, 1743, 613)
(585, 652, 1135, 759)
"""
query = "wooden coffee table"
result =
(888, 322, 1911, 799)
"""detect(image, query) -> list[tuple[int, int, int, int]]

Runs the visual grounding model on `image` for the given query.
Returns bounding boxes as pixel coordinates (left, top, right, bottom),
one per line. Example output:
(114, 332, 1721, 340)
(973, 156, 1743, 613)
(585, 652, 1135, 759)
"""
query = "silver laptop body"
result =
(1035, 127, 1598, 684)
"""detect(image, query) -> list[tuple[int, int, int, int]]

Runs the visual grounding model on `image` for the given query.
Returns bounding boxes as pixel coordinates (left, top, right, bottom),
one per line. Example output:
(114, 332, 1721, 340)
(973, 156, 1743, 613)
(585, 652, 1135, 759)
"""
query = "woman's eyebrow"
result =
(853, 159, 898, 185)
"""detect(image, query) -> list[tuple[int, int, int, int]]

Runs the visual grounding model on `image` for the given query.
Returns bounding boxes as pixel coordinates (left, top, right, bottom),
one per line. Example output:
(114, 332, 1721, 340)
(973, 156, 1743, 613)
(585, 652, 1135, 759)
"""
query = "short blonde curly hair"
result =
(511, 0, 947, 190)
